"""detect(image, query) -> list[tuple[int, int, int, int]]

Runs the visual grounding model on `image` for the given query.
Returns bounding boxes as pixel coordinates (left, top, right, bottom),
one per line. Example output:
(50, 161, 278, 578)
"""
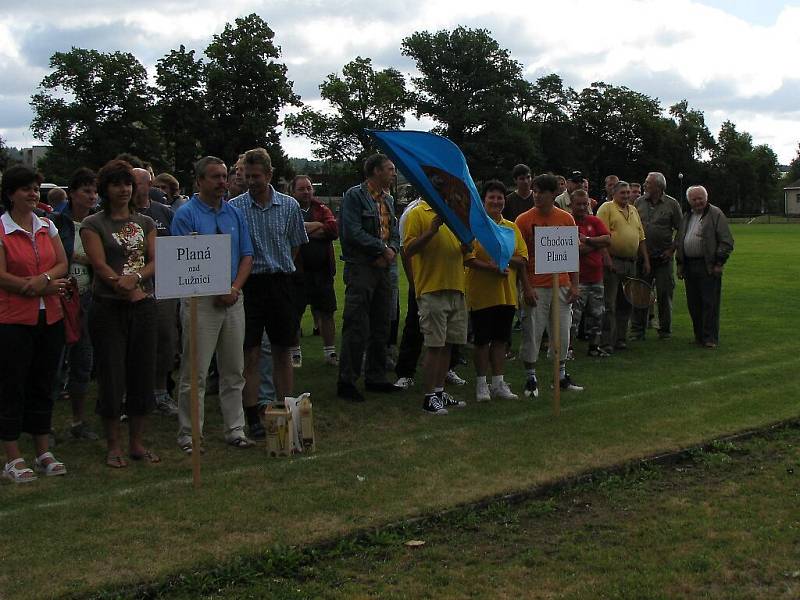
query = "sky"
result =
(1, 0, 799, 164)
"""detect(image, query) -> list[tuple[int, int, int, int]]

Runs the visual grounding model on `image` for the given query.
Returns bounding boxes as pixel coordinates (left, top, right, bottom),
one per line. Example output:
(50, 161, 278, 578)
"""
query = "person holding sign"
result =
(81, 160, 159, 467)
(464, 181, 532, 402)
(229, 148, 308, 434)
(515, 174, 583, 398)
(596, 181, 650, 354)
(171, 157, 254, 454)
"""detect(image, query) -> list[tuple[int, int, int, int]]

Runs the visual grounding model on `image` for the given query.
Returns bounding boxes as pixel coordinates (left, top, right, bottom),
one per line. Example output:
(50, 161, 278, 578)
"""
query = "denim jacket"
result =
(339, 182, 400, 265)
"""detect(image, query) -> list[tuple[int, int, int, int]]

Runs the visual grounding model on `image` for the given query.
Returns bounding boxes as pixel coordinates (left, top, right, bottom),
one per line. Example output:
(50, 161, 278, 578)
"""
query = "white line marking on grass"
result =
(0, 358, 795, 519)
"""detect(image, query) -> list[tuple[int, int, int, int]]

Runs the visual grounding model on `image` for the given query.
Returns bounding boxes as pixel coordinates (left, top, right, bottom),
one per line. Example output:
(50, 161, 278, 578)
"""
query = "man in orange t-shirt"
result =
(515, 173, 583, 398)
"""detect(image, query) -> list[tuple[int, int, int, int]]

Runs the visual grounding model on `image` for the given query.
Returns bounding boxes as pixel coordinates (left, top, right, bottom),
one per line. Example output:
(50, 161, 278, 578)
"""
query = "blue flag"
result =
(367, 130, 516, 270)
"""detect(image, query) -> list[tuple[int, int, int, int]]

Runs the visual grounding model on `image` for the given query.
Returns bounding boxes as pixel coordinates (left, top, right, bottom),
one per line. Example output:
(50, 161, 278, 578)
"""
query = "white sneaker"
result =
(445, 370, 467, 385)
(476, 381, 491, 402)
(324, 353, 339, 367)
(394, 377, 415, 389)
(292, 353, 302, 368)
(491, 381, 519, 400)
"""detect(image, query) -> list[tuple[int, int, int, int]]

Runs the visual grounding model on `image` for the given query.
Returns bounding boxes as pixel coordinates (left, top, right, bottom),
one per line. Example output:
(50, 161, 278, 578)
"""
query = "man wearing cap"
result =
(555, 171, 584, 211)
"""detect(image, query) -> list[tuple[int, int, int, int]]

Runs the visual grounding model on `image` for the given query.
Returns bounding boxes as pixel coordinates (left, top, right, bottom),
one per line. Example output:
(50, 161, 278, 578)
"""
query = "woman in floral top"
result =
(81, 160, 159, 468)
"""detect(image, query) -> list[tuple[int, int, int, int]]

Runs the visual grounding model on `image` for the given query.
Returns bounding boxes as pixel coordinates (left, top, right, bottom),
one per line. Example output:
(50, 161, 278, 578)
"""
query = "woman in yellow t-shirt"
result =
(464, 181, 532, 402)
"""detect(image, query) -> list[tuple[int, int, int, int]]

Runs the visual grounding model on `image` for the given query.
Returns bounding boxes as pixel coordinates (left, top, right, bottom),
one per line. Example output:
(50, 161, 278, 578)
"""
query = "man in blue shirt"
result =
(229, 148, 308, 436)
(171, 156, 254, 453)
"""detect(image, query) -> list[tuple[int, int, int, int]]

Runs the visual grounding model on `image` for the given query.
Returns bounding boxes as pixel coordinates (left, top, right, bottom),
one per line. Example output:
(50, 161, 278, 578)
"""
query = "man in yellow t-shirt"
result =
(596, 180, 650, 353)
(404, 201, 470, 415)
(515, 174, 583, 398)
(464, 180, 532, 402)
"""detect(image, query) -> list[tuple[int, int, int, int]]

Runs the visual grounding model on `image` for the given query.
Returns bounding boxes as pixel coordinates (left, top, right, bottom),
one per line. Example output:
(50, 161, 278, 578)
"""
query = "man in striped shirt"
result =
(229, 148, 308, 434)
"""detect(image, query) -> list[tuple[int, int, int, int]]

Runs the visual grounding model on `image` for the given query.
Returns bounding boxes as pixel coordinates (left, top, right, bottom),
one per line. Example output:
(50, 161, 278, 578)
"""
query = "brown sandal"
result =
(106, 454, 129, 469)
(130, 450, 161, 463)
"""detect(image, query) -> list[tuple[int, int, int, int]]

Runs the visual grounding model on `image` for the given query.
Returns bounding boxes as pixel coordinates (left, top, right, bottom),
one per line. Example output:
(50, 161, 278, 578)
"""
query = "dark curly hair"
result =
(0, 165, 43, 211)
(97, 159, 136, 212)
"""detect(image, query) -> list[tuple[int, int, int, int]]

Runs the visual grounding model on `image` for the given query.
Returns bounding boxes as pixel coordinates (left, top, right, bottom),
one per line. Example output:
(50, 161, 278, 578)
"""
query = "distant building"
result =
(784, 179, 800, 216)
(22, 146, 50, 169)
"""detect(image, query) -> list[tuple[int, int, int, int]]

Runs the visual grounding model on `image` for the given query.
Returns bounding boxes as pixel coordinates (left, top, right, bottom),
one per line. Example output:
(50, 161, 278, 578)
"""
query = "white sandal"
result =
(34, 452, 67, 477)
(2, 458, 38, 483)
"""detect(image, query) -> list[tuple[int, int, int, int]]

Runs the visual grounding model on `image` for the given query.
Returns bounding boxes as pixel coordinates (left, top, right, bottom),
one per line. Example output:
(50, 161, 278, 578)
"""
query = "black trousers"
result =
(0, 312, 64, 441)
(89, 297, 157, 418)
(683, 258, 722, 345)
(338, 263, 392, 385)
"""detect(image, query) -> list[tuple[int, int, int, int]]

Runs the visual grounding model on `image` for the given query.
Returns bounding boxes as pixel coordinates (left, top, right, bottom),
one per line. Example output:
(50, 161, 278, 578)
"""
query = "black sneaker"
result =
(438, 390, 466, 408)
(524, 376, 539, 398)
(249, 421, 266, 442)
(337, 382, 365, 402)
(560, 374, 584, 392)
(423, 394, 448, 415)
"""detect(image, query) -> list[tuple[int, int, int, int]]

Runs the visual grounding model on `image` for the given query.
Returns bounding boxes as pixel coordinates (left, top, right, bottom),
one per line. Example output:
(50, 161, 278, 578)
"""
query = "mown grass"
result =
(0, 225, 798, 599)
(156, 425, 800, 600)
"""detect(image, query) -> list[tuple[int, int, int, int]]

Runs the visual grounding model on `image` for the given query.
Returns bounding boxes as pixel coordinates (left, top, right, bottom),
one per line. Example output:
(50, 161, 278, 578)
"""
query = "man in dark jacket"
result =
(675, 185, 734, 348)
(337, 154, 401, 402)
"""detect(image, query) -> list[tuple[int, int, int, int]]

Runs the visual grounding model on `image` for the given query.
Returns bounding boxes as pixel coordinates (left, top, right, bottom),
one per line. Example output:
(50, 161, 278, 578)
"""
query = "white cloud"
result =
(1, 0, 799, 162)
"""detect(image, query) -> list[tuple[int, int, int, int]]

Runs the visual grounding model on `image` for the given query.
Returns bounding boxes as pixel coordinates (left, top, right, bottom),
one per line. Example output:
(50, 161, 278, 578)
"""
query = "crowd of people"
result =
(0, 150, 734, 482)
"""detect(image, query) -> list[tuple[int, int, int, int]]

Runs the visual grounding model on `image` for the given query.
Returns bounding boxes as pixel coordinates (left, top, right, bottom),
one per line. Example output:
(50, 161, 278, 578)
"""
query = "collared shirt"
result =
(0, 212, 59, 310)
(596, 201, 645, 259)
(229, 186, 308, 275)
(367, 180, 391, 242)
(554, 190, 572, 211)
(171, 194, 254, 283)
(464, 217, 528, 310)
(682, 212, 704, 257)
(403, 201, 465, 297)
(635, 193, 682, 255)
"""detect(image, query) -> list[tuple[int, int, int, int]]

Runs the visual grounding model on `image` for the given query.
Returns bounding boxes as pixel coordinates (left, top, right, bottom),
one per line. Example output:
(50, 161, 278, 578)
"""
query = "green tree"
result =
(204, 13, 299, 180)
(30, 48, 162, 181)
(401, 27, 535, 180)
(0, 135, 9, 171)
(784, 143, 800, 184)
(707, 121, 779, 214)
(155, 45, 209, 190)
(750, 144, 781, 213)
(572, 82, 668, 189)
(284, 56, 413, 173)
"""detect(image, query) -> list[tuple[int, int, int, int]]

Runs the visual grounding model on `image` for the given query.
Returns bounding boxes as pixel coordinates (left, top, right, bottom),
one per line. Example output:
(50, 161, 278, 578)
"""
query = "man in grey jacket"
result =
(632, 171, 683, 340)
(337, 154, 402, 401)
(675, 185, 734, 348)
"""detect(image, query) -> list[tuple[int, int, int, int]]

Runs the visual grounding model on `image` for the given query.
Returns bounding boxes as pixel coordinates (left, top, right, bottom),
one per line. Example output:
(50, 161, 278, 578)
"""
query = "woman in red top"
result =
(0, 165, 69, 483)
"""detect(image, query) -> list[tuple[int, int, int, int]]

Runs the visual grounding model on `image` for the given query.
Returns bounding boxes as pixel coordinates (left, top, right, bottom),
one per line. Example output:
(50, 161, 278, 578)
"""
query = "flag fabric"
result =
(367, 129, 516, 269)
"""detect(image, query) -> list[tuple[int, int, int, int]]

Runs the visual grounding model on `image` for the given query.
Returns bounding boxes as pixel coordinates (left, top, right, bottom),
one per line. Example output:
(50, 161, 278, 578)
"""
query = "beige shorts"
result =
(417, 290, 468, 348)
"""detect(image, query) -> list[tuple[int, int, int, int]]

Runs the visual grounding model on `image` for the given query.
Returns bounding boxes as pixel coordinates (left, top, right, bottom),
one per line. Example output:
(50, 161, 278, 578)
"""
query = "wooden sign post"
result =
(533, 226, 579, 417)
(156, 233, 231, 488)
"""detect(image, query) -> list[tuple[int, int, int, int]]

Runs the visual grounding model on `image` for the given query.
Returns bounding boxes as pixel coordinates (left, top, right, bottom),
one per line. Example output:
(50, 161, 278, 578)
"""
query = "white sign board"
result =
(534, 226, 579, 275)
(155, 234, 231, 299)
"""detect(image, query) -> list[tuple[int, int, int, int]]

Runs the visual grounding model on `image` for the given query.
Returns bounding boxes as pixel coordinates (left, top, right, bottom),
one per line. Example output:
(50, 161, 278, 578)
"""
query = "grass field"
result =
(159, 424, 800, 599)
(1, 224, 798, 599)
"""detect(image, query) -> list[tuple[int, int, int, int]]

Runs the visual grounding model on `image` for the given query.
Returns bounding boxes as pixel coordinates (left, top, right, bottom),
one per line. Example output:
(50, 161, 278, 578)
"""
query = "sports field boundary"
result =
(79, 415, 800, 600)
